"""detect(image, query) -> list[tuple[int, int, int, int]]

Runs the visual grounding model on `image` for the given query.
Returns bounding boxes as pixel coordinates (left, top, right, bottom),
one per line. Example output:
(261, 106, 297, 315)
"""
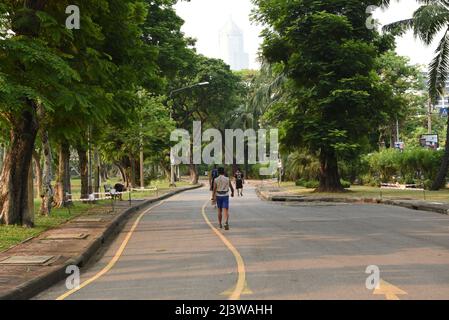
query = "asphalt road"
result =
(35, 184, 449, 300)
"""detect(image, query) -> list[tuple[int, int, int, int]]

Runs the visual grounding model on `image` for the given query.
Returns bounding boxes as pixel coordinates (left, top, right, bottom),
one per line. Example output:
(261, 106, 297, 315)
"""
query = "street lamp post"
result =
(168, 81, 210, 187)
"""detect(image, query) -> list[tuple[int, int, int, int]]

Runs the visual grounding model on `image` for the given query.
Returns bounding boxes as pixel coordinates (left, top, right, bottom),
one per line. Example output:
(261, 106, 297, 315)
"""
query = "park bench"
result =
(65, 192, 100, 203)
(380, 183, 426, 200)
(104, 184, 123, 200)
(380, 183, 424, 191)
(131, 186, 159, 197)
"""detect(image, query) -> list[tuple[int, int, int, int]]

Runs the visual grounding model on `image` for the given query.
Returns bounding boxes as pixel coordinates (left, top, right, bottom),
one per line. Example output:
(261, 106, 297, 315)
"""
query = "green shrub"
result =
(285, 151, 320, 181)
(340, 180, 351, 189)
(423, 179, 433, 190)
(304, 180, 320, 189)
(362, 148, 443, 185)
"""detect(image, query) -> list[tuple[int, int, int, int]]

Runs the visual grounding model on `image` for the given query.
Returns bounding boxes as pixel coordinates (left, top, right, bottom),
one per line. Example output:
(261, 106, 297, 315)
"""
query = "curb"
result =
(255, 187, 449, 216)
(0, 184, 203, 300)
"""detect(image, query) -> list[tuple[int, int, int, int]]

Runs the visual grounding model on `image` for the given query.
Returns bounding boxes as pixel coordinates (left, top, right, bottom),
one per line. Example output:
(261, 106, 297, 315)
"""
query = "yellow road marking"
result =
(220, 280, 253, 297)
(201, 200, 247, 300)
(374, 279, 407, 300)
(56, 200, 167, 300)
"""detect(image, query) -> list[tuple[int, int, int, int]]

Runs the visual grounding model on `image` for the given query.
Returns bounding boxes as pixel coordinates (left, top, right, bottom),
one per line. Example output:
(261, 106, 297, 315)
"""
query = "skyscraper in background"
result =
(219, 17, 249, 71)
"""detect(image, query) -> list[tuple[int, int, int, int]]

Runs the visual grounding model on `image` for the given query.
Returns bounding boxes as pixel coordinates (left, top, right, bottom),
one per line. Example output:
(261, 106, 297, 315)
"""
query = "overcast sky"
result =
(175, 0, 441, 70)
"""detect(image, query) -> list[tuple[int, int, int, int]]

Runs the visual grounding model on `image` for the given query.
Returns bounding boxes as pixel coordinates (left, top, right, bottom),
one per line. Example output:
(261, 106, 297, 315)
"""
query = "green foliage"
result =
(285, 151, 320, 181)
(340, 180, 351, 189)
(247, 163, 266, 180)
(142, 0, 197, 87)
(295, 179, 306, 187)
(304, 181, 320, 189)
(383, 1, 449, 190)
(375, 51, 430, 148)
(296, 178, 350, 189)
(363, 148, 443, 186)
(383, 1, 449, 99)
(295, 179, 320, 189)
(253, 0, 396, 190)
(101, 91, 174, 166)
(171, 55, 245, 130)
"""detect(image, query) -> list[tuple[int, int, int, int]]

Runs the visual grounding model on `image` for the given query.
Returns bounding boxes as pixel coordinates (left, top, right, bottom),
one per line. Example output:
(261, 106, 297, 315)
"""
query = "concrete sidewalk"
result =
(0, 184, 202, 300)
(256, 187, 449, 216)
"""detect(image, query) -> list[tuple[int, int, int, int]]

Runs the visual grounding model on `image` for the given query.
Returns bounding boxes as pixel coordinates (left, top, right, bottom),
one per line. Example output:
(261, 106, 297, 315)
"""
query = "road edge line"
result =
(56, 201, 166, 300)
(0, 184, 202, 300)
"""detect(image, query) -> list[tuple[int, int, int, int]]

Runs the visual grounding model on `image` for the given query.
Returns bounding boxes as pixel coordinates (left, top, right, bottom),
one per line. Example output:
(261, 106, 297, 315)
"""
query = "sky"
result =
(374, 0, 441, 67)
(174, 0, 441, 70)
(175, 0, 263, 69)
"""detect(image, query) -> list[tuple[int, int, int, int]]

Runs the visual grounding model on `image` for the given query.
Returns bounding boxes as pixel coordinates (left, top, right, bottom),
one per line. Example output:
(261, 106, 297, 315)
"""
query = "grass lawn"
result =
(126, 180, 192, 198)
(0, 178, 193, 253)
(278, 182, 449, 202)
(0, 200, 107, 252)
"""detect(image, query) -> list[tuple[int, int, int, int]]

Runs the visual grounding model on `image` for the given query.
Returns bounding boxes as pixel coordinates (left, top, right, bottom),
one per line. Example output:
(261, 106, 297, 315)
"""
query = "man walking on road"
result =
(234, 168, 244, 197)
(210, 165, 219, 192)
(212, 167, 234, 230)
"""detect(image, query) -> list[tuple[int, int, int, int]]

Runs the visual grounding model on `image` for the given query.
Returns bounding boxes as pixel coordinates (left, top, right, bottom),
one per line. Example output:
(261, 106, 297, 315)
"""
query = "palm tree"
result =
(383, 0, 449, 189)
(230, 62, 287, 175)
(285, 151, 320, 182)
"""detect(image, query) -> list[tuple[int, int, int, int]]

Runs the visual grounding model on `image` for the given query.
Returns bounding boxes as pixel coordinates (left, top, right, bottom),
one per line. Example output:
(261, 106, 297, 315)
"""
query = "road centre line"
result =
(201, 200, 247, 300)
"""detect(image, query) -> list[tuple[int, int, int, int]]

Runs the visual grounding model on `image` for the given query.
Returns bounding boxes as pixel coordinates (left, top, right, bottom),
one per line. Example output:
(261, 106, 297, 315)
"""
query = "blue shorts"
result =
(216, 196, 229, 209)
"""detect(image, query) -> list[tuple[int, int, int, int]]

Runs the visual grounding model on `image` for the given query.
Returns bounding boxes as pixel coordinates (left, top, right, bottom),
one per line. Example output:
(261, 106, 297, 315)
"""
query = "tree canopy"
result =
(253, 0, 396, 191)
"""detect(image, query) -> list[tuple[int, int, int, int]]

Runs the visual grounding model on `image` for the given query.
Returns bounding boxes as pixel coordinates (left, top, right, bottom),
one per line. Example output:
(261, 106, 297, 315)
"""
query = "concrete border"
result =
(256, 187, 449, 216)
(0, 184, 203, 300)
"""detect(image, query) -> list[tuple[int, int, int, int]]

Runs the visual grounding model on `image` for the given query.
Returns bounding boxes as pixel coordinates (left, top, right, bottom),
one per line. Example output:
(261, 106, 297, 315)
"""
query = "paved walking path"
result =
(0, 185, 200, 299)
(34, 184, 449, 300)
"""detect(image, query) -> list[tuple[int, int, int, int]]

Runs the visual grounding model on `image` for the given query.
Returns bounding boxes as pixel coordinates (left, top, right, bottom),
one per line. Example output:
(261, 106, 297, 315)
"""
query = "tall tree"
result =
(170, 55, 244, 182)
(0, 0, 154, 224)
(98, 0, 194, 185)
(0, 1, 80, 225)
(253, 0, 395, 192)
(375, 51, 428, 148)
(383, 0, 449, 190)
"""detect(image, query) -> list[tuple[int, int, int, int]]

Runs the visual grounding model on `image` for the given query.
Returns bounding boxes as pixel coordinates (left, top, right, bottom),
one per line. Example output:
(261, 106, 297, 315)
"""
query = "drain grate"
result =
(0, 277, 11, 284)
(44, 233, 89, 240)
(74, 217, 103, 222)
(0, 256, 54, 265)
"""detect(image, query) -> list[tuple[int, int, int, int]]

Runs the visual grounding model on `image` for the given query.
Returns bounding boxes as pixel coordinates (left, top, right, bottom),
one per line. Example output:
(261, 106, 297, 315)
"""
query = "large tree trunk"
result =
(33, 150, 42, 197)
(25, 161, 35, 227)
(188, 149, 198, 184)
(39, 130, 53, 216)
(77, 145, 89, 200)
(160, 162, 170, 181)
(431, 116, 449, 190)
(0, 107, 39, 226)
(134, 158, 141, 187)
(101, 165, 108, 182)
(115, 163, 127, 186)
(189, 164, 199, 185)
(93, 148, 100, 196)
(315, 149, 344, 193)
(129, 157, 136, 188)
(0, 145, 5, 173)
(54, 141, 71, 207)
